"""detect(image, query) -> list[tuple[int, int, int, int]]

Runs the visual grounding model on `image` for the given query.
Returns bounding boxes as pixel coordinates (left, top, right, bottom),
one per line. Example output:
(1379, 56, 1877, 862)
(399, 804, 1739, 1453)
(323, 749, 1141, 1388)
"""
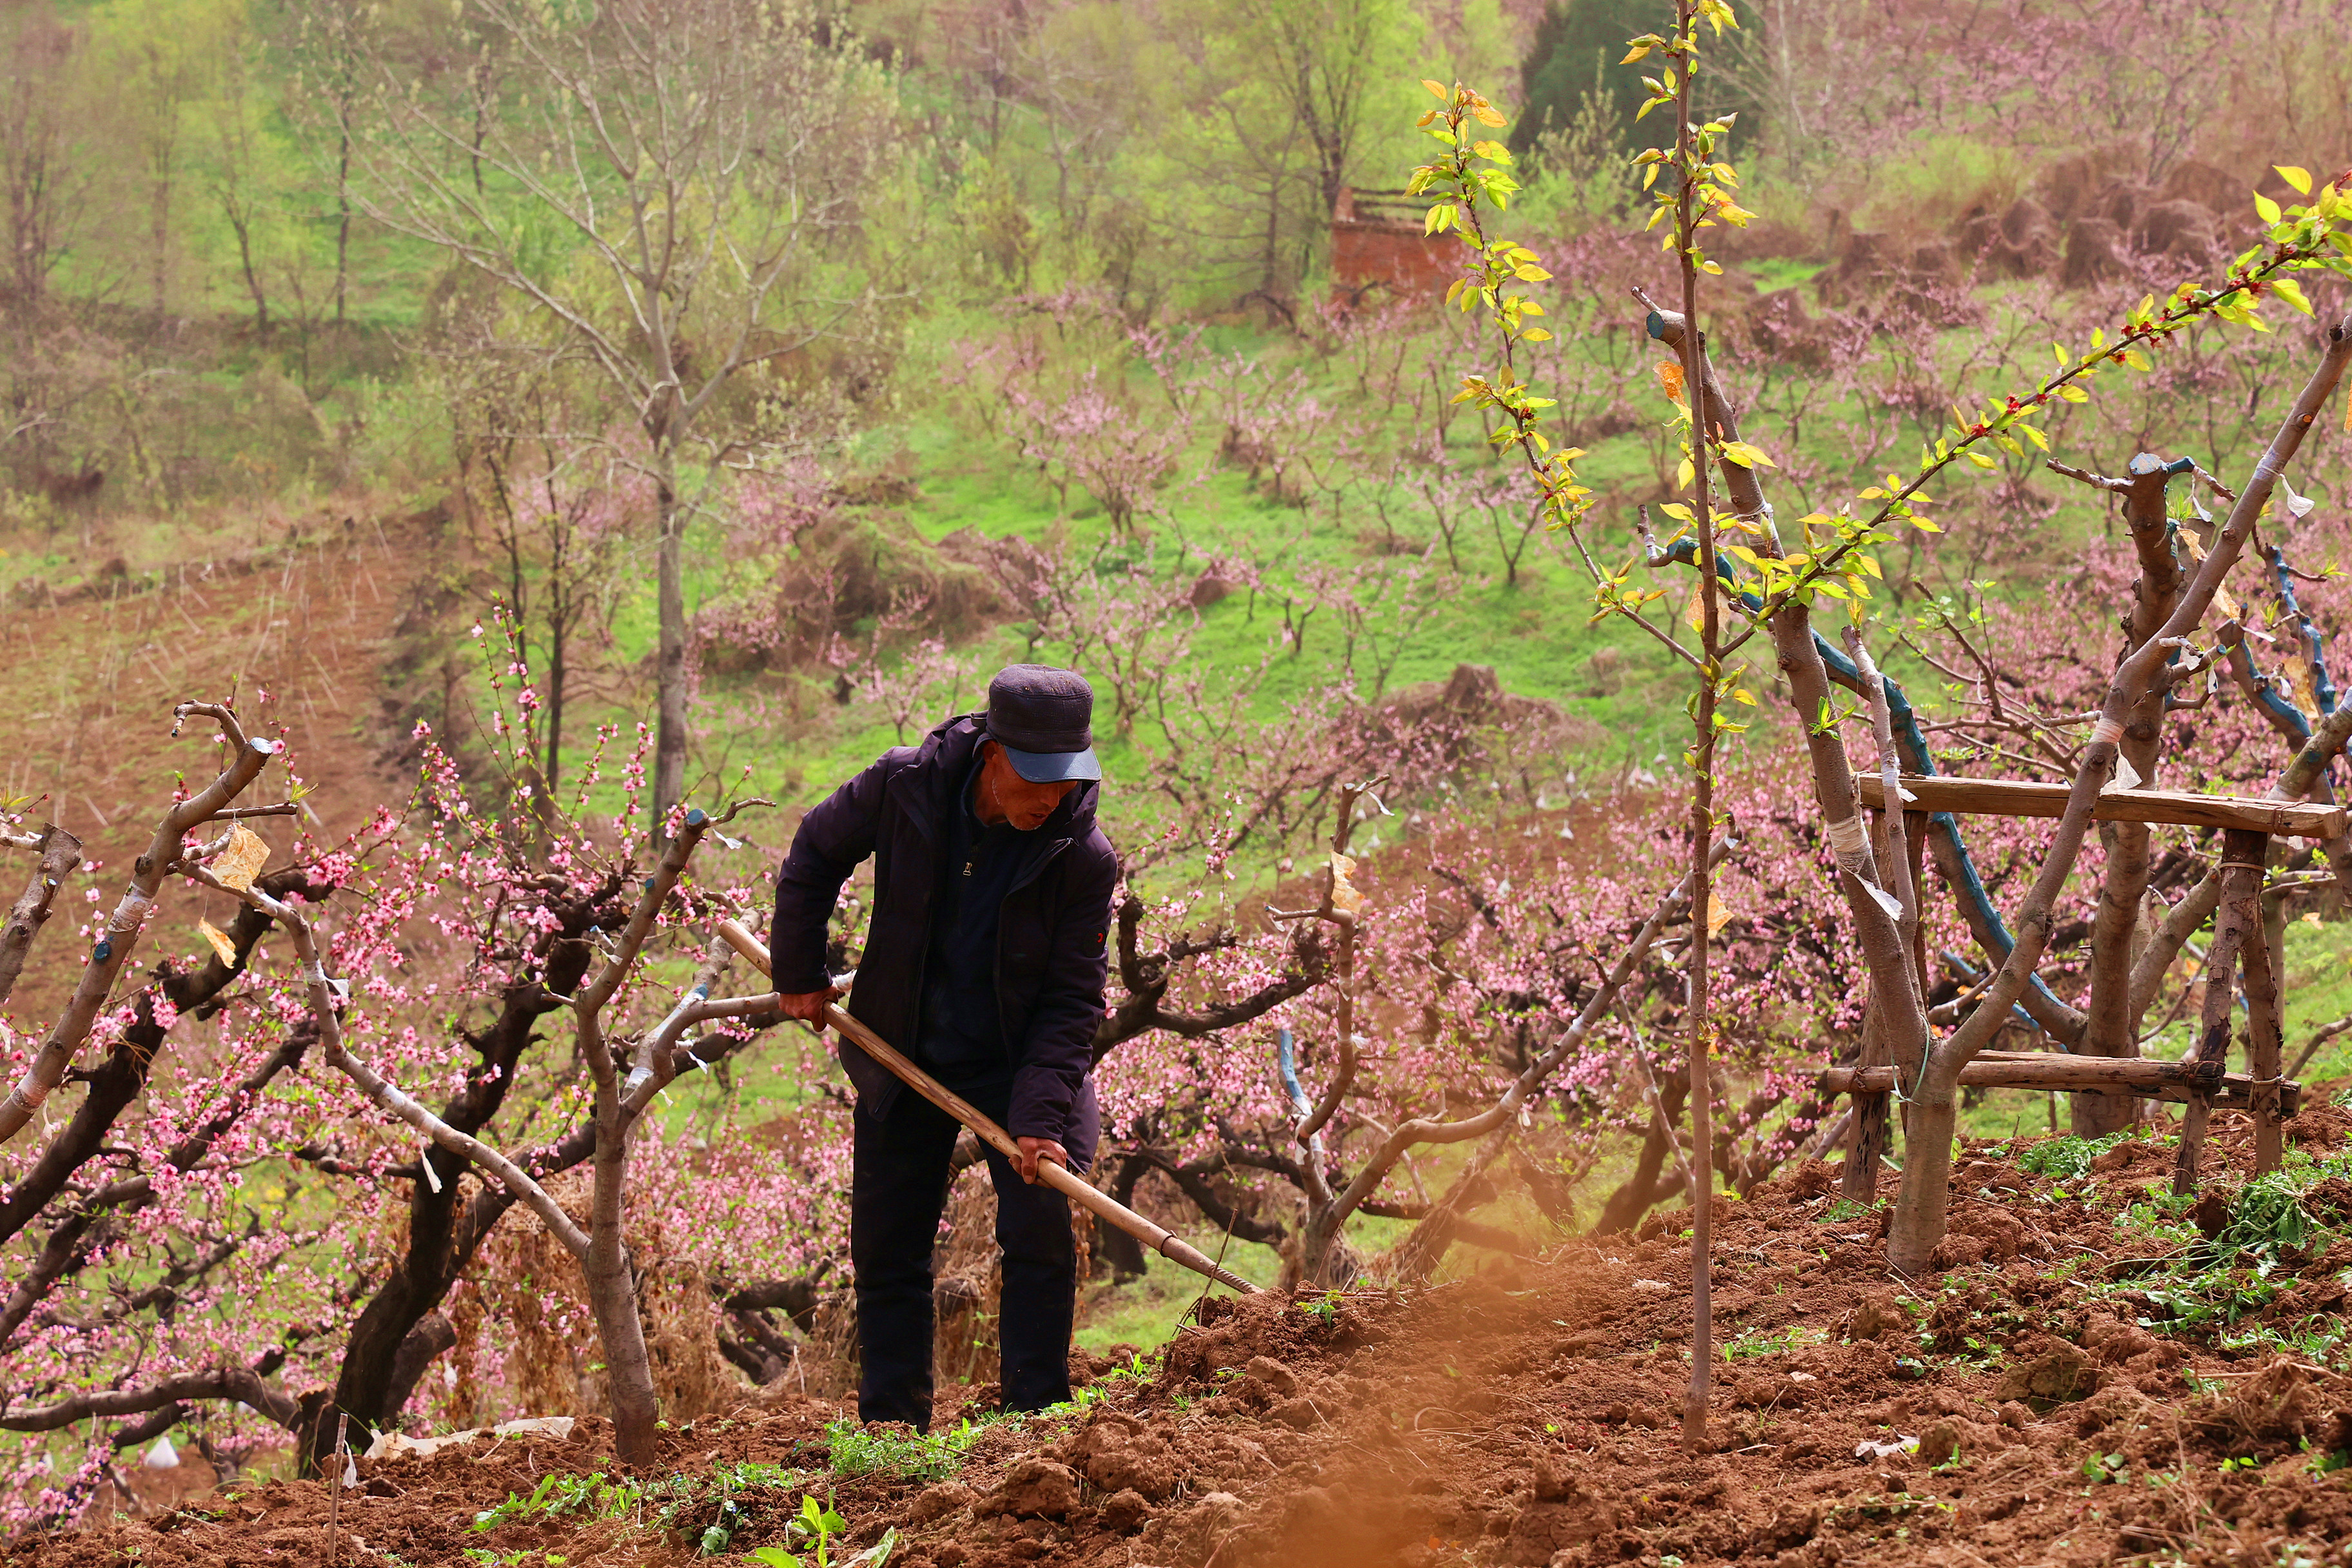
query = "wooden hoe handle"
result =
(714, 919, 1259, 1295)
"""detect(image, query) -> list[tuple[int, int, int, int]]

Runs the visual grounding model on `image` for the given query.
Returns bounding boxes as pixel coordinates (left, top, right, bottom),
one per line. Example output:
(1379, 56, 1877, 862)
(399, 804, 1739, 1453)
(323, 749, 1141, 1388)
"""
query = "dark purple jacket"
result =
(770, 714, 1113, 1159)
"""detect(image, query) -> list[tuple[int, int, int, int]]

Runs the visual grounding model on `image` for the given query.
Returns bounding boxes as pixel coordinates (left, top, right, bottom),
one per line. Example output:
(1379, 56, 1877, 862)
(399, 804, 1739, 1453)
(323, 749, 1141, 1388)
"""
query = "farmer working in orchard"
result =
(769, 664, 1116, 1429)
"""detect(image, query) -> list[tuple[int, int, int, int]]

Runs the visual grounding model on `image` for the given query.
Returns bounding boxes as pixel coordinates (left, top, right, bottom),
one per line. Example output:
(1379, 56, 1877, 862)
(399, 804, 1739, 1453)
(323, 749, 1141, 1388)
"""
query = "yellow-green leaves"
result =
(2255, 191, 2282, 225)
(1718, 440, 1775, 469)
(2277, 165, 2313, 195)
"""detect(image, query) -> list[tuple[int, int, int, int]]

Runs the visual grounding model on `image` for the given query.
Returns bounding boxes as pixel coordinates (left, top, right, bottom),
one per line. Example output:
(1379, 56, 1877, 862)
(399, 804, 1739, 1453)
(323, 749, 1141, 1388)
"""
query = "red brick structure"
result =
(1330, 187, 1458, 303)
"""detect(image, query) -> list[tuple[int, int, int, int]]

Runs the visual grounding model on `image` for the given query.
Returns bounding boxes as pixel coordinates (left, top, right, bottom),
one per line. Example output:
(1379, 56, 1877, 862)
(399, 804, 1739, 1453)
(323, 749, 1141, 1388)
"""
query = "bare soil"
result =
(1, 505, 436, 1018)
(16, 1107, 2352, 1568)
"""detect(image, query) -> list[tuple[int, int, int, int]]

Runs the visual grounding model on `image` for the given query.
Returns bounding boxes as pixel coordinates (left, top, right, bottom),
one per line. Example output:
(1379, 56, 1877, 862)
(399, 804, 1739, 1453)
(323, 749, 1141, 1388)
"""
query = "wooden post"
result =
(1904, 810, 1931, 995)
(1824, 1054, 2277, 1107)
(327, 1410, 348, 1567)
(2238, 831, 2284, 1176)
(2175, 829, 2264, 1195)
(1843, 1002, 1890, 1200)
(1853, 774, 2344, 836)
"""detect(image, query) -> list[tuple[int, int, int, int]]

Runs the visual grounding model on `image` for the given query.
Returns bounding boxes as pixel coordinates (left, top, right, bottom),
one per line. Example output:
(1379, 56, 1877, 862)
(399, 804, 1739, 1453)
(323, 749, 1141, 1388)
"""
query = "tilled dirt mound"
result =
(15, 1110, 2352, 1568)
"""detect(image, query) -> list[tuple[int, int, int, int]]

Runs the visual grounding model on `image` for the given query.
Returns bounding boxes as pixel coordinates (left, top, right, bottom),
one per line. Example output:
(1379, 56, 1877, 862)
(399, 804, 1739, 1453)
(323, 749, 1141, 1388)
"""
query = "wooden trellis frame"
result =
(1830, 774, 2306, 1195)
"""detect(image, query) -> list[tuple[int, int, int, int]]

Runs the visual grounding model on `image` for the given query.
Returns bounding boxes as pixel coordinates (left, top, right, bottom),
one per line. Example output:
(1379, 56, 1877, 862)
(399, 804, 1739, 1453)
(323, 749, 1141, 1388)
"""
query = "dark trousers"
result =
(851, 1086, 1078, 1429)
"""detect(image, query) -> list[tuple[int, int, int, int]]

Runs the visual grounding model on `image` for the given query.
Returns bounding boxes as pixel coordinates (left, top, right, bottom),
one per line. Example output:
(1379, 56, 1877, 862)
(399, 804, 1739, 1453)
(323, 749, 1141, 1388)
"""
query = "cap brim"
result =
(1001, 745, 1102, 783)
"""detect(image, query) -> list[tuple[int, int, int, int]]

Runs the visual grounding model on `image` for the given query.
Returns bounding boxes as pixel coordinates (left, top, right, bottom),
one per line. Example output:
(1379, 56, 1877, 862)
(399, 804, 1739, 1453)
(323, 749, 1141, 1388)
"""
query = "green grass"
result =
(1075, 1227, 1282, 1356)
(1743, 257, 1827, 293)
(820, 1415, 1003, 1482)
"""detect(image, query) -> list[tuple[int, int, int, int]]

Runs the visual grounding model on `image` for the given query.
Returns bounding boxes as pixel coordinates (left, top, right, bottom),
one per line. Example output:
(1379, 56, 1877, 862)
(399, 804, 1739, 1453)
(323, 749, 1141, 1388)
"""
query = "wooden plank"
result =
(1853, 774, 2344, 838)
(1823, 1057, 2298, 1117)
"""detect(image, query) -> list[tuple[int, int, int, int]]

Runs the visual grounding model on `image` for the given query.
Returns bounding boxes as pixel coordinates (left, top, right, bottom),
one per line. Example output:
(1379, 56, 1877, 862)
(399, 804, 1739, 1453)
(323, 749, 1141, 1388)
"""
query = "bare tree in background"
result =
(444, 337, 634, 803)
(301, 0, 902, 830)
(1228, 0, 1402, 228)
(0, 6, 86, 320)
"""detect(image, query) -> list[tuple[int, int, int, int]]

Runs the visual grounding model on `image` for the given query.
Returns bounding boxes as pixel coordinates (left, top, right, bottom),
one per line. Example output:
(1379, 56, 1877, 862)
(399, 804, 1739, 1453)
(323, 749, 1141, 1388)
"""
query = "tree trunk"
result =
(2173, 839, 2257, 1194)
(1676, 44, 1718, 1443)
(228, 210, 270, 336)
(1591, 1075, 1687, 1234)
(1886, 1088, 1957, 1271)
(1097, 1153, 1150, 1278)
(312, 942, 597, 1472)
(2073, 455, 2185, 1135)
(653, 453, 688, 835)
(587, 1098, 660, 1468)
(545, 603, 567, 801)
(334, 123, 351, 326)
(2237, 830, 2285, 1177)
(1387, 1128, 1510, 1284)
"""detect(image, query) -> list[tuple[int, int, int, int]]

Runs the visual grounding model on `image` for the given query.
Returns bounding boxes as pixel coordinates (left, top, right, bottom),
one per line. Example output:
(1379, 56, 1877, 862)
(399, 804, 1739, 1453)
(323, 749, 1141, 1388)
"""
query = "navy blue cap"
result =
(986, 664, 1102, 783)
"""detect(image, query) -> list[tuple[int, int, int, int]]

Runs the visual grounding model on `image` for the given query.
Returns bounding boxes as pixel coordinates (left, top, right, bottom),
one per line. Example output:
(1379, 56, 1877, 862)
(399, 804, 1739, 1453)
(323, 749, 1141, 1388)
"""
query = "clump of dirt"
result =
(16, 1106, 2352, 1568)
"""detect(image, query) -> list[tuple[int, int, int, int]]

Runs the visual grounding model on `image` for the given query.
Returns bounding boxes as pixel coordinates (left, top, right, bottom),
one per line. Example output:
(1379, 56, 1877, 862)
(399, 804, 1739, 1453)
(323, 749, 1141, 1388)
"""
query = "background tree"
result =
(308, 0, 906, 832)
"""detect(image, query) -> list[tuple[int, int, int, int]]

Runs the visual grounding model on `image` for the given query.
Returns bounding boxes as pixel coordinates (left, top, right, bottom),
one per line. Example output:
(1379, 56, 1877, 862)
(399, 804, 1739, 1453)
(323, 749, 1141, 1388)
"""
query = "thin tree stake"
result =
(326, 1411, 348, 1567)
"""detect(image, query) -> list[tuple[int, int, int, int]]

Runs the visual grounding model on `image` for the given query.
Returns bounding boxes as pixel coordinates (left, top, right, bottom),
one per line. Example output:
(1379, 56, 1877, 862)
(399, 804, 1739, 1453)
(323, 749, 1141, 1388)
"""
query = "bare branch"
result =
(0, 823, 83, 1010)
(0, 705, 277, 1145)
(0, 1352, 297, 1435)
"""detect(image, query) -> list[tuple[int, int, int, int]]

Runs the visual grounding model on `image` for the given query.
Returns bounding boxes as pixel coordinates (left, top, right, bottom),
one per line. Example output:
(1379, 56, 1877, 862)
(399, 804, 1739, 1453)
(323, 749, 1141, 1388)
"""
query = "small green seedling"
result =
(745, 1494, 896, 1567)
(2081, 1452, 2127, 1485)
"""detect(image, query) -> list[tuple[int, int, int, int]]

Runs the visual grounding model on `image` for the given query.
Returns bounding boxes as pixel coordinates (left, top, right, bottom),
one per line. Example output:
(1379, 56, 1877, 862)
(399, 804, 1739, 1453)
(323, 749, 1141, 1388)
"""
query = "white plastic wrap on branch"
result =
(1825, 814, 1869, 872)
(106, 887, 153, 933)
(2090, 716, 2124, 747)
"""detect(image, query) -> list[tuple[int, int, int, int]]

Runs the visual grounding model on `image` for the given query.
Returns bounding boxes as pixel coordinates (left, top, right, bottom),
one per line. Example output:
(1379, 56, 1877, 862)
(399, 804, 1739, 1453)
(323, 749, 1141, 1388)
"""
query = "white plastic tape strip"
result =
(2090, 716, 2124, 747)
(1825, 813, 1869, 873)
(107, 886, 154, 934)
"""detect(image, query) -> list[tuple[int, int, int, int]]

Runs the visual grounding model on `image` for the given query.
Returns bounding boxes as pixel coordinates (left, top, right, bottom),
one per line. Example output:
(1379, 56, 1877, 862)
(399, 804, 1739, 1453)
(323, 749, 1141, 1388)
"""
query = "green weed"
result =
(2219, 1170, 2321, 1261)
(2015, 1132, 2132, 1181)
(821, 1416, 1001, 1482)
(1722, 1325, 1827, 1360)
(642, 1460, 812, 1549)
(472, 1472, 641, 1531)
